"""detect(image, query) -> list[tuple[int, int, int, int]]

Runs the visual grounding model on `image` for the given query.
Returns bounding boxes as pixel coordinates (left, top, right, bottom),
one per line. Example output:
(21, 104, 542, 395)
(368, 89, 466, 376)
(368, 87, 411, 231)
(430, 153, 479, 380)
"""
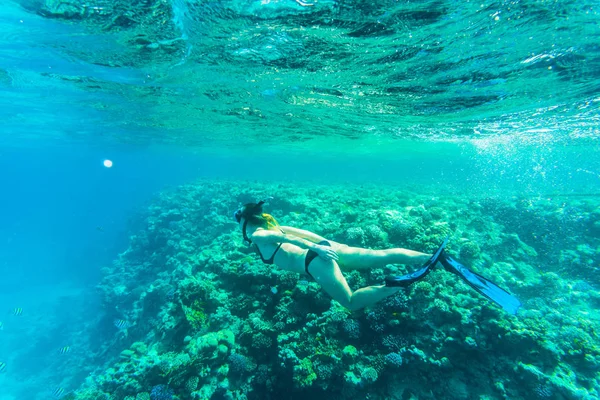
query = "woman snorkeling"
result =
(234, 200, 521, 314)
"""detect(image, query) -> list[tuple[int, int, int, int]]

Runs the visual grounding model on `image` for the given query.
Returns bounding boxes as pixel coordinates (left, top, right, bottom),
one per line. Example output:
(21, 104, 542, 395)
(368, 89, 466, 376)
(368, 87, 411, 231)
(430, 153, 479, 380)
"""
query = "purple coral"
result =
(534, 384, 553, 399)
(384, 352, 403, 368)
(315, 362, 334, 380)
(150, 384, 173, 400)
(342, 319, 361, 339)
(366, 307, 386, 333)
(228, 353, 250, 373)
(382, 292, 408, 310)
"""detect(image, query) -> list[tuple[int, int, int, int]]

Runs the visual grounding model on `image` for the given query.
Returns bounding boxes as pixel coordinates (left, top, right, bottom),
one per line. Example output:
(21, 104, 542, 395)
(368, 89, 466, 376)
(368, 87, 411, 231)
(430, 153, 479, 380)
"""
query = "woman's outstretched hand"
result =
(316, 245, 339, 261)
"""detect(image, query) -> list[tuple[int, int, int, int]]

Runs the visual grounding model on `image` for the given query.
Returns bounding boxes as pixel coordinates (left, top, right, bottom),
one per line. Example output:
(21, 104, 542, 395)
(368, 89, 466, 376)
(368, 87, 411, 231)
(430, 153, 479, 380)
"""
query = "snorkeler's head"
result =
(233, 197, 278, 231)
(233, 200, 266, 223)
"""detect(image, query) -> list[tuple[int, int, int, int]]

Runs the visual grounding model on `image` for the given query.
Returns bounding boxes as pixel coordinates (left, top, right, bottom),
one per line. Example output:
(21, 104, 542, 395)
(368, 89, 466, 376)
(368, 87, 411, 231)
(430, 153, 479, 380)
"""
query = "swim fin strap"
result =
(439, 254, 521, 315)
(385, 236, 448, 287)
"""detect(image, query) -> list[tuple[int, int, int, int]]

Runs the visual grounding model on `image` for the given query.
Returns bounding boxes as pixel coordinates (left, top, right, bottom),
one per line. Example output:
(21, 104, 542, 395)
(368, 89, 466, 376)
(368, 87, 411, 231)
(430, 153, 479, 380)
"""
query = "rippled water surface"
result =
(2, 0, 599, 149)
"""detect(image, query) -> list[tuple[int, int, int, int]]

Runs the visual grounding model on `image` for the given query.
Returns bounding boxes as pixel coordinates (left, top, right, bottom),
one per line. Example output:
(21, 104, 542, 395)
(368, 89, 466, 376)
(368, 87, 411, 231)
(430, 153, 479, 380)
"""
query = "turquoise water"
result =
(0, 1, 599, 399)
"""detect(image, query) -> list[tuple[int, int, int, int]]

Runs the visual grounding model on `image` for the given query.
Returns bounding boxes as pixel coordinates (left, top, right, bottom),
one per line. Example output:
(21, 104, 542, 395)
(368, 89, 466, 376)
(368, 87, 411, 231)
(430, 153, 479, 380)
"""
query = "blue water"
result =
(1, 143, 598, 398)
(1, 0, 599, 399)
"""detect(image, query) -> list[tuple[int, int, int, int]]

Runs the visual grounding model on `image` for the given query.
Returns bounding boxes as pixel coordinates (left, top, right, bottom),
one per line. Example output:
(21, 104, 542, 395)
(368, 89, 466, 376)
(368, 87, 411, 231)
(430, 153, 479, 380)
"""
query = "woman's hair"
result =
(246, 212, 280, 230)
(236, 201, 280, 230)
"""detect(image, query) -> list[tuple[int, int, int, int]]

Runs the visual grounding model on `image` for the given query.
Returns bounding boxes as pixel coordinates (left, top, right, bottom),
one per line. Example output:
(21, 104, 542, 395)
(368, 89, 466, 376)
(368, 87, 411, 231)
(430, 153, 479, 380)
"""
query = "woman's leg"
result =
(330, 241, 430, 271)
(309, 257, 403, 311)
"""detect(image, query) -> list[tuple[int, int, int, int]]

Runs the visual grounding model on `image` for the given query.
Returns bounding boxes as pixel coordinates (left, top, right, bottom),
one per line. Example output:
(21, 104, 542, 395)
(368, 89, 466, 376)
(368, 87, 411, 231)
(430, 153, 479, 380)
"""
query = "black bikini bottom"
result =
(305, 240, 331, 279)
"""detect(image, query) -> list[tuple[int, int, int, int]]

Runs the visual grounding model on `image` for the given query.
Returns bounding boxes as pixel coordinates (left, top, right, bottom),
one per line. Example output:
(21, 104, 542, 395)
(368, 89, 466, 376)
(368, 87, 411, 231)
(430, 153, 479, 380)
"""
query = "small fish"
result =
(52, 387, 65, 398)
(96, 226, 104, 232)
(0, 362, 5, 372)
(13, 308, 22, 316)
(270, 286, 278, 294)
(0, 321, 3, 330)
(114, 319, 130, 330)
(58, 346, 70, 354)
(297, 280, 309, 286)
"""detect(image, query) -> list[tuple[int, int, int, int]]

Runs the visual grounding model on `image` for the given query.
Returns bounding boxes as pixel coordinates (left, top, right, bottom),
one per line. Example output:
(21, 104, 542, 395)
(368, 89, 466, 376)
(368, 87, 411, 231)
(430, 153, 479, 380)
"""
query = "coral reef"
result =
(71, 180, 600, 400)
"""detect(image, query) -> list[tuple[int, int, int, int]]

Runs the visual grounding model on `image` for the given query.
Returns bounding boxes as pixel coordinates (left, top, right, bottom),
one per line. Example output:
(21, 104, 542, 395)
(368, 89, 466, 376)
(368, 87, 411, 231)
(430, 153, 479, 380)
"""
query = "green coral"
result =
(187, 332, 221, 357)
(158, 351, 192, 377)
(217, 329, 235, 346)
(342, 345, 358, 360)
(293, 357, 317, 388)
(130, 342, 147, 355)
(185, 376, 199, 393)
(251, 332, 272, 349)
(183, 299, 208, 330)
(119, 349, 135, 359)
(344, 371, 361, 386)
(71, 388, 110, 400)
(426, 298, 454, 320)
(459, 240, 481, 259)
(360, 366, 378, 384)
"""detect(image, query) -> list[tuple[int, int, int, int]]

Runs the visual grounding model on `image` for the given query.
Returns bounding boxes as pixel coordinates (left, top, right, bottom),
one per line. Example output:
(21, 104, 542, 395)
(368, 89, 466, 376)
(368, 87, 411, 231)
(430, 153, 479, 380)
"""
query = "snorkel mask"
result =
(233, 198, 270, 223)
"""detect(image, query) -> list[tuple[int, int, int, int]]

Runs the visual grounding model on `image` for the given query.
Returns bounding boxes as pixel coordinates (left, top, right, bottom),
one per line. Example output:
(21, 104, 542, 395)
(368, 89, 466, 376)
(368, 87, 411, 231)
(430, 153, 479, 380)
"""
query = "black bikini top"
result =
(242, 220, 284, 265)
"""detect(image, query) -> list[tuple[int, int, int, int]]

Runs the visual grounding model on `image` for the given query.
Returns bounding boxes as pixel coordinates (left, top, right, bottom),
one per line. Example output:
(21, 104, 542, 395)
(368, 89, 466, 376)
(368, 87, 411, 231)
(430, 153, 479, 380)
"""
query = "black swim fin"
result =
(385, 236, 448, 287)
(440, 254, 521, 315)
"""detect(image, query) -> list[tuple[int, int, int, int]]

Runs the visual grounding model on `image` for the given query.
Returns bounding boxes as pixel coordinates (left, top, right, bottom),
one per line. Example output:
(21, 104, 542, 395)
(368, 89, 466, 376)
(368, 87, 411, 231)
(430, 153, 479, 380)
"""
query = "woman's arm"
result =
(279, 226, 327, 243)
